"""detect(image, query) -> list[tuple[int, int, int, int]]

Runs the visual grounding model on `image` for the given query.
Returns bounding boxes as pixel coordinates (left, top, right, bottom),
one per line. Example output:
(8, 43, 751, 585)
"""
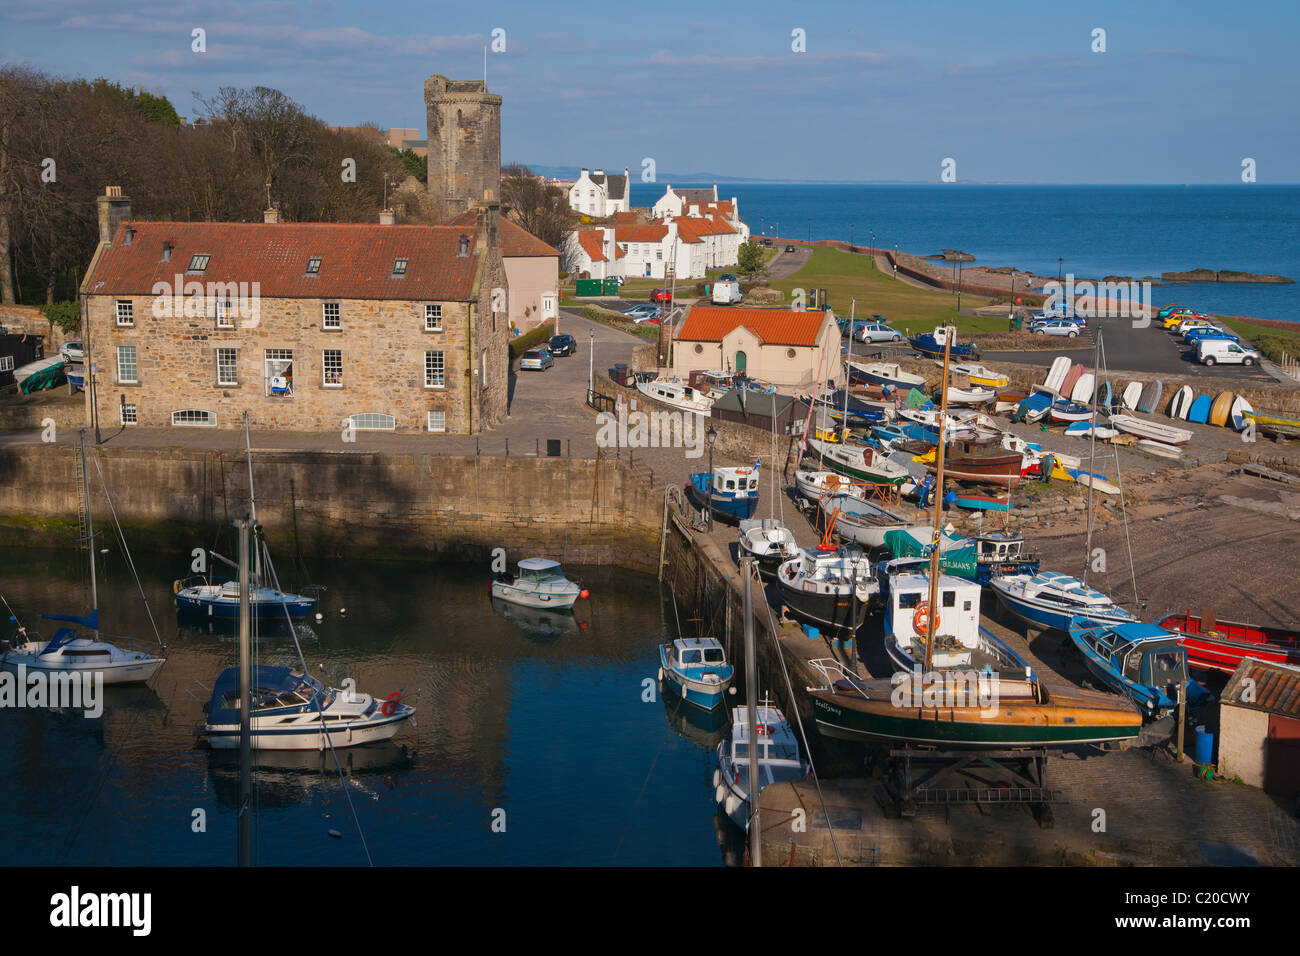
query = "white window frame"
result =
(216, 347, 238, 386)
(119, 403, 137, 426)
(322, 349, 343, 388)
(0, 355, 13, 373)
(424, 304, 443, 331)
(216, 297, 235, 329)
(322, 302, 341, 330)
(116, 345, 138, 384)
(424, 350, 445, 389)
(427, 410, 446, 433)
(171, 409, 217, 427)
(264, 348, 293, 397)
(115, 300, 134, 327)
(348, 413, 395, 432)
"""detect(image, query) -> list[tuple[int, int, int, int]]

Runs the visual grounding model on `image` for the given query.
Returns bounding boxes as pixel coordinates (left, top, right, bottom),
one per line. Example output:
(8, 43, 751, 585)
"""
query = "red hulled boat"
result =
(1157, 608, 1300, 675)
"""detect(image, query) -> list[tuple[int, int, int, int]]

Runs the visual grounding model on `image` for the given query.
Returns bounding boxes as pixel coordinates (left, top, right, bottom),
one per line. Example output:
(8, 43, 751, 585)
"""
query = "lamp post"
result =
(893, 242, 899, 277)
(761, 216, 765, 236)
(588, 328, 595, 398)
(956, 259, 963, 313)
(706, 424, 717, 531)
(869, 229, 875, 253)
(1058, 257, 1063, 282)
(850, 224, 854, 248)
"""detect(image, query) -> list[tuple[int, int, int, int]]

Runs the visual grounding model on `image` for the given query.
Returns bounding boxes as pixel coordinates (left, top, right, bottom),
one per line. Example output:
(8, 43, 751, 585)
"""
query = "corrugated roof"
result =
(676, 307, 832, 348)
(448, 211, 558, 257)
(86, 221, 481, 300)
(1222, 658, 1300, 717)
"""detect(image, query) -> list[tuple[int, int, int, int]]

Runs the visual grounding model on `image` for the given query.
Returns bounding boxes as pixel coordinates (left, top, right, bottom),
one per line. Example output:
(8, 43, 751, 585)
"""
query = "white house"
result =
(568, 168, 630, 218)
(653, 185, 718, 219)
(565, 228, 624, 279)
(565, 213, 745, 281)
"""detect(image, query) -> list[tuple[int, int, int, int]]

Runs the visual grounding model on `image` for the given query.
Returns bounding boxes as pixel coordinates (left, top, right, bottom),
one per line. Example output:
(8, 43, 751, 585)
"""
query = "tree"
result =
(395, 148, 426, 183)
(737, 239, 765, 277)
(500, 163, 573, 253)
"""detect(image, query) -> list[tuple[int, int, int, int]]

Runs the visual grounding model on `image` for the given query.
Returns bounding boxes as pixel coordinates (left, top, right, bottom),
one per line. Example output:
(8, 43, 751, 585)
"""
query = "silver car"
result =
(1030, 319, 1083, 338)
(855, 322, 903, 343)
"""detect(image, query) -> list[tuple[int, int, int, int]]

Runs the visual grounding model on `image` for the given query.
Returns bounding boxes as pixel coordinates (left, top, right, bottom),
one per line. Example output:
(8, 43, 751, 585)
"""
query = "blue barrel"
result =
(802, 624, 820, 641)
(1194, 725, 1214, 765)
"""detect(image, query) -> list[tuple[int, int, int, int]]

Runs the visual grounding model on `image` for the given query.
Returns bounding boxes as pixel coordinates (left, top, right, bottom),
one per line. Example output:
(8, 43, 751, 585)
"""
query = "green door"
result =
(735, 350, 747, 374)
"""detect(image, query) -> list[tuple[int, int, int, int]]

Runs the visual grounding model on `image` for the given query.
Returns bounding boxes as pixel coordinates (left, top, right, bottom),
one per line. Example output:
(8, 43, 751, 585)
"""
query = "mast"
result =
(741, 556, 761, 867)
(79, 430, 99, 638)
(237, 516, 253, 867)
(842, 300, 854, 437)
(1083, 330, 1100, 585)
(924, 335, 953, 671)
(243, 412, 261, 586)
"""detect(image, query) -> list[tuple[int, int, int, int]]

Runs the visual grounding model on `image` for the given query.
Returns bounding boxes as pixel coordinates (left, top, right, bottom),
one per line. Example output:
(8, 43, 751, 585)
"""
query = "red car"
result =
(649, 288, 673, 303)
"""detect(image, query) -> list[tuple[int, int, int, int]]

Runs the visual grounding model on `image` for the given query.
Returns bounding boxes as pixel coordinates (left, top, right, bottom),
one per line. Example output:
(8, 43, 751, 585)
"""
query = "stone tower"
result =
(424, 74, 502, 221)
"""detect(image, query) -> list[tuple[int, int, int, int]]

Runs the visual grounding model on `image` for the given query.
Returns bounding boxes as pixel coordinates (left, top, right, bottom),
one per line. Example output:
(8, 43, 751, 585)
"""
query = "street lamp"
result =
(869, 229, 875, 252)
(1058, 257, 1063, 282)
(761, 216, 765, 236)
(956, 260, 963, 313)
(807, 219, 811, 243)
(850, 224, 854, 248)
(706, 424, 717, 531)
(587, 328, 595, 397)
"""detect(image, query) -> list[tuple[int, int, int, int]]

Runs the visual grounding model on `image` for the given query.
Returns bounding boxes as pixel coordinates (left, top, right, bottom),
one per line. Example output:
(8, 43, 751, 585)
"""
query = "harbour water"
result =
(629, 182, 1300, 320)
(0, 547, 740, 866)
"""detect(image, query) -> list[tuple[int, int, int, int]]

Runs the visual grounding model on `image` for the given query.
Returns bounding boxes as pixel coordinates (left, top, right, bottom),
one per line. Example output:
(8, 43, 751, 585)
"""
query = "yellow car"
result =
(1162, 310, 1210, 329)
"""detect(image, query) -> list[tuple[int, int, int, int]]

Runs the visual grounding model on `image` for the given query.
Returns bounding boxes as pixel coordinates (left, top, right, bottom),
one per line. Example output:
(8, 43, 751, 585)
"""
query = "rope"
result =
(89, 452, 166, 653)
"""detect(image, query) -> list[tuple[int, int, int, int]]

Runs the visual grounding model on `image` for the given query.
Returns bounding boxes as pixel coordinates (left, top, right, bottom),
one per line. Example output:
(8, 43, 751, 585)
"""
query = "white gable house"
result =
(568, 168, 631, 218)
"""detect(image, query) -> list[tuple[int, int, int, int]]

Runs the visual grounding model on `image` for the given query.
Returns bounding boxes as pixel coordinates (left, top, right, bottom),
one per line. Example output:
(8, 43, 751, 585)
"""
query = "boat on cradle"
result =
(491, 557, 588, 610)
(1157, 608, 1300, 674)
(687, 464, 760, 522)
(794, 467, 866, 503)
(822, 493, 932, 550)
(925, 436, 1023, 484)
(806, 437, 909, 485)
(804, 657, 1143, 748)
(714, 701, 809, 831)
(738, 518, 800, 579)
(1108, 414, 1193, 445)
(635, 377, 714, 415)
(776, 547, 879, 635)
(910, 325, 979, 359)
(990, 571, 1138, 632)
(1068, 622, 1200, 718)
(969, 530, 1040, 586)
(658, 637, 734, 710)
(883, 569, 1025, 673)
(847, 361, 926, 390)
(200, 664, 413, 751)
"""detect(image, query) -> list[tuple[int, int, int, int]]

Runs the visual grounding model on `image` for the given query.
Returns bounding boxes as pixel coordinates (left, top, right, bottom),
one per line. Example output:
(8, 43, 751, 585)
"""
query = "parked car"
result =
(1030, 319, 1083, 338)
(718, 273, 737, 282)
(1175, 318, 1215, 335)
(759, 237, 773, 246)
(649, 288, 673, 303)
(1154, 305, 1186, 321)
(519, 348, 554, 371)
(711, 279, 743, 305)
(1032, 303, 1086, 324)
(1183, 326, 1238, 344)
(1163, 309, 1211, 329)
(622, 304, 662, 321)
(58, 341, 84, 362)
(784, 245, 796, 253)
(1197, 339, 1260, 366)
(548, 333, 576, 356)
(855, 321, 903, 343)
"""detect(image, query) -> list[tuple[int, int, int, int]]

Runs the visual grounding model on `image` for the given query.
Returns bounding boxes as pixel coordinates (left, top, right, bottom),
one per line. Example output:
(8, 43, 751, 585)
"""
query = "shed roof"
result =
(1222, 658, 1300, 717)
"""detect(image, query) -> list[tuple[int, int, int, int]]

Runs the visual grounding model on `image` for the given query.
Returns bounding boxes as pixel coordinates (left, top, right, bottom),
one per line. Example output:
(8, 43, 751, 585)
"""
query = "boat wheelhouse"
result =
(491, 558, 587, 610)
(658, 637, 735, 710)
(199, 665, 413, 751)
(713, 702, 809, 831)
(738, 518, 800, 578)
(970, 530, 1040, 586)
(990, 571, 1138, 632)
(883, 570, 1025, 673)
(687, 464, 760, 522)
(1068, 622, 1193, 718)
(776, 547, 879, 635)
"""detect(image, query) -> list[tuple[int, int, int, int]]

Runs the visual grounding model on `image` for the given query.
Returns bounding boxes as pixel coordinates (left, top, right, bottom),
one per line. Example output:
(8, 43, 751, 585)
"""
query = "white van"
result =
(1197, 338, 1260, 366)
(711, 279, 743, 305)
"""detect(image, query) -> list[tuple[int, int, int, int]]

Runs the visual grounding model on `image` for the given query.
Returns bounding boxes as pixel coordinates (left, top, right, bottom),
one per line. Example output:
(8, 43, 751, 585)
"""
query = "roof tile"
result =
(676, 306, 832, 348)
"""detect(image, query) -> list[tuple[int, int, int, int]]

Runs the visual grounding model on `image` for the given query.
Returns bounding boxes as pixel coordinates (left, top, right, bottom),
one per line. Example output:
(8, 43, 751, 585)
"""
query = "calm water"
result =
(0, 547, 743, 866)
(629, 183, 1300, 320)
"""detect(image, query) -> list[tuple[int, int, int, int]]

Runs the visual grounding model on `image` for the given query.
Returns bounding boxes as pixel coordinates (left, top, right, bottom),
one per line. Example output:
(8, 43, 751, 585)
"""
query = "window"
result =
(322, 349, 342, 387)
(322, 302, 340, 329)
(481, 348, 488, 389)
(656, 248, 663, 261)
(424, 304, 442, 331)
(427, 410, 446, 432)
(392, 258, 408, 276)
(188, 254, 210, 272)
(424, 350, 444, 388)
(265, 349, 293, 397)
(116, 345, 138, 384)
(115, 300, 134, 327)
(216, 297, 235, 329)
(171, 409, 217, 426)
(216, 347, 238, 386)
(348, 413, 395, 431)
(120, 403, 137, 425)
(306, 257, 321, 274)
(0, 356, 12, 373)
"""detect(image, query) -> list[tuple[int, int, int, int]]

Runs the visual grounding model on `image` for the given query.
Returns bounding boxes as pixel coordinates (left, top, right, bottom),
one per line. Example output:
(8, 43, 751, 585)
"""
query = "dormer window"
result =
(457, 234, 469, 257)
(306, 257, 321, 275)
(188, 254, 210, 273)
(392, 257, 408, 276)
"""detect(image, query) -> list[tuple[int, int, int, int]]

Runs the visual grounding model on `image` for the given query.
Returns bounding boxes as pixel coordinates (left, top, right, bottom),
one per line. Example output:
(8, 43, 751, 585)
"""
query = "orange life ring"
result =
(913, 602, 940, 636)
(381, 691, 401, 716)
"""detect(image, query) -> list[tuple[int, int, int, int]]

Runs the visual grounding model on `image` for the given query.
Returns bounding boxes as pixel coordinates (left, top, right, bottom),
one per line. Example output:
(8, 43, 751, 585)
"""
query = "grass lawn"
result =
(1213, 315, 1300, 364)
(766, 246, 1014, 335)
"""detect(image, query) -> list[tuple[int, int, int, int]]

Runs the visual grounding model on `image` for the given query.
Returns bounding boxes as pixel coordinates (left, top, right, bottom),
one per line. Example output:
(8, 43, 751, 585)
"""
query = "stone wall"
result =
(0, 445, 664, 571)
(1218, 704, 1269, 787)
(425, 75, 502, 221)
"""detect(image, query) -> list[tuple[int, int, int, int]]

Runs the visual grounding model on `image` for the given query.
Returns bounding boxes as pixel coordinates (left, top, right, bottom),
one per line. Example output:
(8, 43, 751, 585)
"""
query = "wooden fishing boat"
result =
(925, 437, 1023, 484)
(1108, 413, 1193, 445)
(1157, 608, 1300, 674)
(806, 437, 909, 485)
(805, 658, 1143, 748)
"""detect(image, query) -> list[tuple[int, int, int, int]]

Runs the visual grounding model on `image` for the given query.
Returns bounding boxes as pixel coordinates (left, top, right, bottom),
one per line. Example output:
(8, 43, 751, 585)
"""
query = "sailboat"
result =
(176, 415, 319, 621)
(1, 433, 165, 684)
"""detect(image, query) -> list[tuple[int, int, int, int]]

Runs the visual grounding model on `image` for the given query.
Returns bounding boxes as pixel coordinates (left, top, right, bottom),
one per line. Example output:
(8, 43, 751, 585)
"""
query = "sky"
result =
(2, 0, 1297, 183)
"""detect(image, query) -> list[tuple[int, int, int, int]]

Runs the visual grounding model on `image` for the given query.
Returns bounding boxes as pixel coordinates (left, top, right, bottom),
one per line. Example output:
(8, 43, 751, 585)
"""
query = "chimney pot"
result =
(379, 209, 395, 225)
(458, 234, 469, 257)
(263, 207, 281, 224)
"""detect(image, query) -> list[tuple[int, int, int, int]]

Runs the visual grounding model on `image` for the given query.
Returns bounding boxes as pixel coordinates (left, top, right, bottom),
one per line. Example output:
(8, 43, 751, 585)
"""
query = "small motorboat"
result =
(1068, 622, 1202, 719)
(659, 637, 734, 710)
(910, 325, 979, 360)
(776, 547, 879, 634)
(1158, 608, 1300, 674)
(714, 699, 809, 831)
(199, 665, 413, 751)
(491, 557, 588, 610)
(738, 518, 800, 579)
(687, 463, 760, 523)
(847, 361, 926, 390)
(636, 377, 715, 415)
(990, 571, 1138, 632)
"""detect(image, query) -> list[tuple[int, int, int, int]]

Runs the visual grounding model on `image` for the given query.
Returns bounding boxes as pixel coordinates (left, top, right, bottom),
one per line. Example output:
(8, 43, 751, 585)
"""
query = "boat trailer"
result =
(879, 746, 1073, 825)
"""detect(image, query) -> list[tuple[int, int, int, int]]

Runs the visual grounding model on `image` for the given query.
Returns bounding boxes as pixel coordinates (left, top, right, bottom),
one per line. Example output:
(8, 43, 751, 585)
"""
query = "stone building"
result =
(425, 74, 502, 221)
(671, 306, 841, 387)
(448, 211, 558, 333)
(1218, 658, 1300, 797)
(79, 189, 508, 434)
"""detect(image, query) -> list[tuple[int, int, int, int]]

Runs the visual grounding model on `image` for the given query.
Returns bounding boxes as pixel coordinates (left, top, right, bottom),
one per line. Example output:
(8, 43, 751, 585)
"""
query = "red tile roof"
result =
(674, 219, 704, 244)
(675, 215, 733, 237)
(614, 223, 669, 243)
(447, 211, 558, 257)
(676, 307, 832, 347)
(1223, 659, 1300, 717)
(575, 231, 609, 263)
(87, 221, 482, 300)
(613, 212, 641, 225)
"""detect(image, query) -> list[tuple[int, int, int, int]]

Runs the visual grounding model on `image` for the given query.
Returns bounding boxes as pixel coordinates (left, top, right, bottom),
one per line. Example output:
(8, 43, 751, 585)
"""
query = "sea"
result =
(628, 183, 1300, 322)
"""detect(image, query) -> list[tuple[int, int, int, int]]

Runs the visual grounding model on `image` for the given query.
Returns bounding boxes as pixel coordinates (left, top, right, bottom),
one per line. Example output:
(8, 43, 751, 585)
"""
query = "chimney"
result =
(594, 168, 604, 176)
(123, 225, 135, 246)
(161, 241, 173, 263)
(97, 186, 132, 244)
(458, 234, 470, 257)
(379, 209, 395, 225)
(263, 207, 280, 224)
(580, 168, 588, 178)
(475, 192, 499, 255)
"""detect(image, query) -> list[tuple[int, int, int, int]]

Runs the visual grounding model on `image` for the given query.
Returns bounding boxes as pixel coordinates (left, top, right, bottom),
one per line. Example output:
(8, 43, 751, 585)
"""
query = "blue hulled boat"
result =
(686, 463, 760, 522)
(658, 637, 735, 710)
(910, 326, 980, 360)
(176, 579, 318, 620)
(990, 571, 1138, 632)
(1068, 622, 1205, 718)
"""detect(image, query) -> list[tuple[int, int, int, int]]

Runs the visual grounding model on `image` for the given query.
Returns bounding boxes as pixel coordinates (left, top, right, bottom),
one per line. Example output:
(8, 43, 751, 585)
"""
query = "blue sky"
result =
(3, 0, 1296, 183)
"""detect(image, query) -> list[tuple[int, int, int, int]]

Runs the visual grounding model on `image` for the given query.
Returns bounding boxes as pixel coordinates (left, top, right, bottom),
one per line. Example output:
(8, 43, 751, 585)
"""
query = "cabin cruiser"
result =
(636, 377, 715, 415)
(882, 569, 1025, 673)
(738, 518, 800, 579)
(176, 579, 317, 620)
(776, 547, 879, 634)
(658, 637, 734, 710)
(990, 570, 1138, 632)
(2, 614, 165, 685)
(687, 464, 760, 522)
(491, 558, 588, 610)
(714, 700, 809, 831)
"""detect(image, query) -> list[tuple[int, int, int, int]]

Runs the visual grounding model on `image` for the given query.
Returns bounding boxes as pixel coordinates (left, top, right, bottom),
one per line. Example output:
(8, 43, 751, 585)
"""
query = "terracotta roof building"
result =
(1219, 658, 1300, 796)
(672, 307, 841, 387)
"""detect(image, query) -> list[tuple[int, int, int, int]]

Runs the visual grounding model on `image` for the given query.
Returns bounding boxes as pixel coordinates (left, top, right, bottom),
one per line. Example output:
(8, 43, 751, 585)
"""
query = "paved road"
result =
(763, 244, 812, 281)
